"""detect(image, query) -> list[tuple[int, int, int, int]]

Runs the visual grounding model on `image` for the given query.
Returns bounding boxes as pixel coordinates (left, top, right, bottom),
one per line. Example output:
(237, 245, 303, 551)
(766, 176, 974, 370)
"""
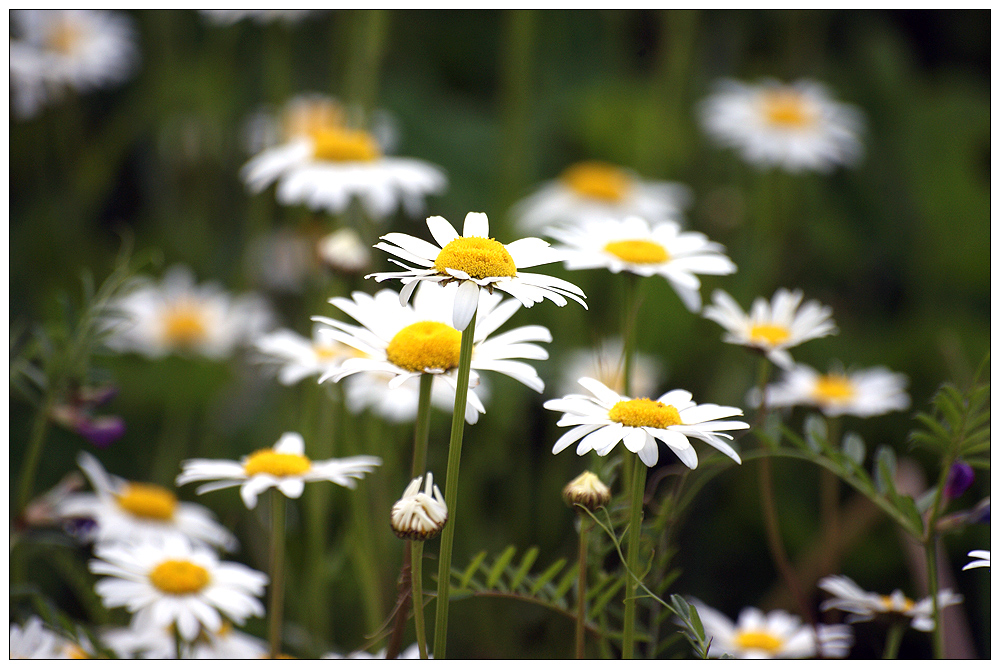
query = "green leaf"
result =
(804, 413, 827, 453)
(529, 558, 567, 596)
(842, 432, 866, 465)
(964, 457, 991, 470)
(509, 546, 538, 591)
(875, 446, 898, 495)
(459, 551, 488, 589)
(590, 576, 624, 616)
(552, 562, 580, 601)
(485, 545, 517, 590)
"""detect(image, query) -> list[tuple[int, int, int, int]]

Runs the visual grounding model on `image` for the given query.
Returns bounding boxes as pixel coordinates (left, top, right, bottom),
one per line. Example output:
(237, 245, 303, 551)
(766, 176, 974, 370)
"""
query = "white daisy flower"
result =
(818, 574, 964, 631)
(240, 103, 447, 222)
(702, 288, 837, 369)
(102, 619, 266, 659)
(546, 216, 736, 312)
(544, 377, 748, 468)
(57, 451, 237, 552)
(556, 337, 662, 399)
(757, 363, 910, 417)
(9, 10, 139, 120)
(963, 549, 990, 571)
(89, 535, 268, 642)
(254, 324, 359, 386)
(175, 432, 381, 510)
(9, 616, 77, 659)
(340, 369, 480, 424)
(101, 265, 274, 360)
(698, 78, 864, 173)
(511, 160, 692, 233)
(390, 473, 448, 541)
(692, 601, 853, 659)
(368, 211, 587, 331)
(313, 282, 552, 423)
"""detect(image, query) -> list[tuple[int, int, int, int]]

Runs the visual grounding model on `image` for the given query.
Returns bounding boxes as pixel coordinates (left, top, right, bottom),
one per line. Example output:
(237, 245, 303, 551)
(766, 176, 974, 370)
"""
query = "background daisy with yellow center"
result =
(818, 575, 964, 632)
(175, 432, 381, 510)
(367, 211, 587, 331)
(545, 377, 748, 468)
(89, 535, 268, 643)
(57, 451, 237, 552)
(313, 282, 551, 424)
(702, 288, 837, 369)
(758, 363, 910, 417)
(254, 324, 360, 386)
(545, 215, 736, 311)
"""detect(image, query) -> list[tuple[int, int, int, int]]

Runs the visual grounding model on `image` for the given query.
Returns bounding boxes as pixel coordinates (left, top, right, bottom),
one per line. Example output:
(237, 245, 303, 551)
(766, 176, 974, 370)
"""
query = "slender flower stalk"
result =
(575, 517, 591, 659)
(563, 471, 610, 659)
(267, 491, 286, 658)
(411, 540, 428, 659)
(15, 391, 56, 516)
(621, 452, 646, 658)
(883, 623, 905, 660)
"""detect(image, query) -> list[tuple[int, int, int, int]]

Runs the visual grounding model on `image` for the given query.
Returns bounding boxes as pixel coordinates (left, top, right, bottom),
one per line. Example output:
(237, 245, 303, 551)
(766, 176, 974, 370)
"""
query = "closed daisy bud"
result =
(390, 473, 447, 541)
(562, 471, 611, 513)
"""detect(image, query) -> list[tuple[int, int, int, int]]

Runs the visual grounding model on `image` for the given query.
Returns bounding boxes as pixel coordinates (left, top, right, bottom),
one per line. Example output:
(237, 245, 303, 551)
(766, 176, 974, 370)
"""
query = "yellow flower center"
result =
(608, 398, 682, 429)
(47, 17, 85, 55)
(65, 644, 90, 659)
(148, 560, 211, 595)
(313, 343, 344, 361)
(386, 321, 462, 373)
(603, 240, 670, 265)
(734, 630, 784, 653)
(243, 449, 312, 477)
(284, 98, 346, 140)
(310, 127, 380, 162)
(761, 89, 814, 128)
(434, 237, 517, 280)
(560, 161, 631, 201)
(162, 302, 210, 348)
(879, 595, 915, 612)
(115, 483, 178, 521)
(748, 323, 791, 347)
(813, 374, 855, 403)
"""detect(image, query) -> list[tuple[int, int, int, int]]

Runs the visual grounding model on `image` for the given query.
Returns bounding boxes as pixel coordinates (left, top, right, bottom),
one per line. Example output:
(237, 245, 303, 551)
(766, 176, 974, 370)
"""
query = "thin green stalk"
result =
(412, 540, 429, 659)
(411, 373, 434, 477)
(882, 622, 905, 660)
(925, 536, 944, 658)
(575, 516, 591, 659)
(268, 491, 287, 659)
(621, 452, 647, 659)
(433, 309, 478, 659)
(15, 391, 56, 516)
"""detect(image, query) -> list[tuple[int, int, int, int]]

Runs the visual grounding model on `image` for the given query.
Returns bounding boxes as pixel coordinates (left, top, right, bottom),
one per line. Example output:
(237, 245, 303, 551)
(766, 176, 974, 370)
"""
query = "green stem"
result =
(882, 622, 905, 660)
(412, 540, 429, 659)
(268, 491, 287, 658)
(925, 536, 944, 658)
(575, 516, 591, 659)
(15, 391, 56, 516)
(412, 373, 434, 477)
(621, 452, 647, 659)
(433, 308, 478, 660)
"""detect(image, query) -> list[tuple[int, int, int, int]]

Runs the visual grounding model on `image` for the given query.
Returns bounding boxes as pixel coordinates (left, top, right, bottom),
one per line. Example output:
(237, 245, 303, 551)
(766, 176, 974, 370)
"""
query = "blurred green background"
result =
(9, 10, 990, 659)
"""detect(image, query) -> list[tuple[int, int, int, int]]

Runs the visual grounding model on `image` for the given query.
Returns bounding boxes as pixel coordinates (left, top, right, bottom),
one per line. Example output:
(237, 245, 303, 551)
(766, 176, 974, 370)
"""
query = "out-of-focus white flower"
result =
(545, 377, 748, 468)
(963, 550, 990, 571)
(546, 216, 735, 312)
(693, 601, 854, 658)
(255, 325, 359, 386)
(698, 78, 864, 173)
(818, 574, 964, 631)
(101, 265, 274, 360)
(323, 642, 425, 659)
(390, 473, 448, 541)
(340, 369, 482, 424)
(703, 288, 837, 369)
(557, 337, 662, 399)
(368, 212, 587, 331)
(318, 227, 371, 274)
(9, 616, 80, 659)
(511, 160, 691, 232)
(89, 535, 268, 642)
(199, 9, 319, 26)
(176, 432, 381, 510)
(57, 451, 237, 552)
(103, 620, 267, 659)
(9, 10, 139, 120)
(756, 363, 910, 418)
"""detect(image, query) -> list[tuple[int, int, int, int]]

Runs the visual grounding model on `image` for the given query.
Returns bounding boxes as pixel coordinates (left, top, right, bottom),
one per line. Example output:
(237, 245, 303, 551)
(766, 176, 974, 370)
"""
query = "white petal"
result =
(462, 212, 490, 238)
(452, 281, 481, 332)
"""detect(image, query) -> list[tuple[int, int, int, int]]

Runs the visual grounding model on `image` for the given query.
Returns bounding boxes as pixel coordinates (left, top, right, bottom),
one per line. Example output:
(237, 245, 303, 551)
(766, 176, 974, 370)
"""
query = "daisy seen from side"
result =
(702, 288, 837, 369)
(89, 534, 268, 642)
(756, 363, 910, 417)
(367, 211, 587, 331)
(544, 377, 748, 468)
(511, 160, 692, 233)
(698, 78, 864, 173)
(254, 324, 359, 386)
(546, 216, 736, 311)
(818, 574, 964, 631)
(692, 602, 853, 659)
(176, 431, 381, 510)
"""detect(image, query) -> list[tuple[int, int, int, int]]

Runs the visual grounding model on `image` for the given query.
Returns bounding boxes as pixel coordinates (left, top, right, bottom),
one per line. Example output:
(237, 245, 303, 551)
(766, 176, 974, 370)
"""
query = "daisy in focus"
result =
(544, 377, 748, 468)
(756, 363, 910, 417)
(313, 283, 551, 424)
(368, 211, 587, 330)
(702, 288, 837, 369)
(254, 324, 359, 386)
(556, 337, 662, 398)
(511, 160, 692, 233)
(692, 602, 854, 659)
(963, 550, 990, 571)
(390, 472, 448, 541)
(698, 78, 864, 173)
(818, 574, 963, 631)
(546, 216, 736, 311)
(9, 10, 139, 120)
(176, 431, 381, 510)
(57, 451, 238, 552)
(101, 265, 273, 360)
(89, 535, 268, 642)
(240, 93, 446, 222)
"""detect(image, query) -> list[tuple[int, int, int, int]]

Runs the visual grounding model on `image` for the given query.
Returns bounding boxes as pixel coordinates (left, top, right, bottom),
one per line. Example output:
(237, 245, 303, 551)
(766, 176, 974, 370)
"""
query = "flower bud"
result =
(390, 473, 447, 541)
(562, 471, 611, 513)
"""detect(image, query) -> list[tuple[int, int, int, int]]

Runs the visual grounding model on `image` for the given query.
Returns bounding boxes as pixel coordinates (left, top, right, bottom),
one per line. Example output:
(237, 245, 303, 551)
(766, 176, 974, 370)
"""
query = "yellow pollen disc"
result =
(47, 18, 84, 55)
(748, 323, 791, 347)
(560, 161, 631, 201)
(310, 127, 380, 162)
(734, 630, 784, 653)
(813, 374, 855, 402)
(162, 302, 209, 348)
(115, 483, 178, 521)
(879, 595, 915, 612)
(148, 560, 211, 595)
(65, 644, 90, 659)
(284, 99, 346, 140)
(243, 449, 312, 477)
(762, 89, 814, 128)
(603, 239, 669, 265)
(434, 237, 517, 280)
(608, 398, 682, 429)
(386, 321, 462, 373)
